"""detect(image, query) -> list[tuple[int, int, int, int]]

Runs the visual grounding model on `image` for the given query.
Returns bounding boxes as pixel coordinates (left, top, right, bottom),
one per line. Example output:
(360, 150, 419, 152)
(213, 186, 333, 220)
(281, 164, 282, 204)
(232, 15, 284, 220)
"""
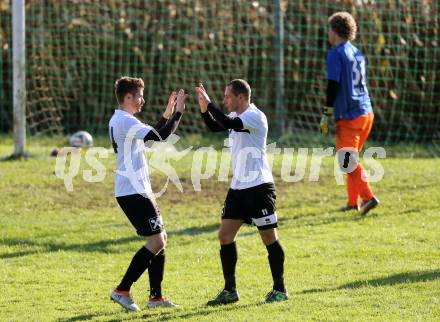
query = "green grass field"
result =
(1, 137, 439, 321)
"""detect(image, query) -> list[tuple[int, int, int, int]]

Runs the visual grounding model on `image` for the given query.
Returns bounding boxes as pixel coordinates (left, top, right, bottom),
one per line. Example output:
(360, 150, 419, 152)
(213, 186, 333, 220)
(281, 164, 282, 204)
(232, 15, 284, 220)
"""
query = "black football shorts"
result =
(116, 194, 164, 236)
(222, 182, 278, 230)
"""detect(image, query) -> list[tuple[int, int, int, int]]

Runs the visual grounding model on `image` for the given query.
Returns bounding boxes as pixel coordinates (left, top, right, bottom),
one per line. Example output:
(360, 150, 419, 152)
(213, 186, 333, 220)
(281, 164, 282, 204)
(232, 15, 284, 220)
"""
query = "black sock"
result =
(266, 240, 285, 292)
(148, 249, 165, 298)
(220, 242, 237, 292)
(117, 246, 155, 292)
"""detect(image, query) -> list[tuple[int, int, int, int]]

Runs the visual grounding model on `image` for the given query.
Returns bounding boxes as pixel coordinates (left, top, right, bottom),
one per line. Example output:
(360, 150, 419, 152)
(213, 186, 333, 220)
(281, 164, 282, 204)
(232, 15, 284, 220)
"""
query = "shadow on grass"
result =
(167, 224, 259, 238)
(59, 309, 123, 322)
(278, 209, 378, 228)
(0, 223, 220, 259)
(62, 302, 259, 322)
(301, 270, 440, 294)
(167, 223, 218, 236)
(0, 153, 30, 161)
(155, 303, 259, 321)
(0, 236, 140, 259)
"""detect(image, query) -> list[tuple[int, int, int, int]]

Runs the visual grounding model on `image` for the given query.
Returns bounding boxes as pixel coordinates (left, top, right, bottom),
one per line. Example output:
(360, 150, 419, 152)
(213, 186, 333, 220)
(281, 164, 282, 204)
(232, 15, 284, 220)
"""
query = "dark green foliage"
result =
(0, 1, 439, 143)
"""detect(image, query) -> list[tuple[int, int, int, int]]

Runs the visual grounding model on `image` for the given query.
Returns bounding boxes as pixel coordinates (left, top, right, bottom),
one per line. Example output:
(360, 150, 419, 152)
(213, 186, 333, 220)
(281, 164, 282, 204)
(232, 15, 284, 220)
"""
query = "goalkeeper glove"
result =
(319, 107, 333, 136)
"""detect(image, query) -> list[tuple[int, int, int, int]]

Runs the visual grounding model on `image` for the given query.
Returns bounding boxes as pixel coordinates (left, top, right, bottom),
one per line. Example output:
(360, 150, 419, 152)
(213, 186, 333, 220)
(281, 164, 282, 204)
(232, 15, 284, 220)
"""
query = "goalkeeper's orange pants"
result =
(336, 112, 374, 206)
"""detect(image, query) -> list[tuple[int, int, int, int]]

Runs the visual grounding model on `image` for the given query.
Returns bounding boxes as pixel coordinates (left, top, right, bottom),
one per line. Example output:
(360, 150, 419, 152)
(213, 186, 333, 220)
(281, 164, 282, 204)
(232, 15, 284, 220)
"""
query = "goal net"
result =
(0, 1, 439, 145)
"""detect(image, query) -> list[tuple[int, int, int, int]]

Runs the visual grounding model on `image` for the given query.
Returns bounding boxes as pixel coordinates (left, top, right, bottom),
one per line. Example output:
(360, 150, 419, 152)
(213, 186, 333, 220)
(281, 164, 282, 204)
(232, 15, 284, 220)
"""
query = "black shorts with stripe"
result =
(222, 182, 277, 230)
(116, 194, 164, 237)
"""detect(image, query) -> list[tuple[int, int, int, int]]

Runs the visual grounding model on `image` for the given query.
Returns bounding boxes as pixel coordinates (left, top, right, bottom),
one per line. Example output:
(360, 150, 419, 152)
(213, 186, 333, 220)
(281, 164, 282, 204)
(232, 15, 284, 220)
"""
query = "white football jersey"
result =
(109, 109, 153, 197)
(228, 104, 274, 189)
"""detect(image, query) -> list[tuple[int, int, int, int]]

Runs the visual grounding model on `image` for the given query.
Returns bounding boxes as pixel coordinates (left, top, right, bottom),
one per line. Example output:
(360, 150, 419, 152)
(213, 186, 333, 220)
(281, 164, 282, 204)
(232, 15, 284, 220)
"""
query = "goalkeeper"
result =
(320, 12, 379, 215)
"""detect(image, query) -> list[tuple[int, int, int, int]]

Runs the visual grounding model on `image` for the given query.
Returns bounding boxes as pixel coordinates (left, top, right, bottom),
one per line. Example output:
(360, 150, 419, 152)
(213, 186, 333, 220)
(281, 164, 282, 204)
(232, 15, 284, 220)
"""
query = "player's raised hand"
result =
(195, 83, 211, 113)
(163, 91, 177, 119)
(176, 89, 187, 113)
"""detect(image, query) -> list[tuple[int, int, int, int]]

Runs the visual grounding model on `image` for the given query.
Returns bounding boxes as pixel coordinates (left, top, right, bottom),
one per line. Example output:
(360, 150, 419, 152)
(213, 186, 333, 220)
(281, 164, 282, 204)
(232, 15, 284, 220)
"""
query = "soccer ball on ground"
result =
(69, 131, 93, 148)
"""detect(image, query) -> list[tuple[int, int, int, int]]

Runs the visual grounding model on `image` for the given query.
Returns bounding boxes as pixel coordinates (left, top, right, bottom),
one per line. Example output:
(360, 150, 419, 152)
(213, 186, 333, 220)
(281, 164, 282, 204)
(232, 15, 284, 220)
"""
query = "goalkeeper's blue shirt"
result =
(326, 41, 373, 121)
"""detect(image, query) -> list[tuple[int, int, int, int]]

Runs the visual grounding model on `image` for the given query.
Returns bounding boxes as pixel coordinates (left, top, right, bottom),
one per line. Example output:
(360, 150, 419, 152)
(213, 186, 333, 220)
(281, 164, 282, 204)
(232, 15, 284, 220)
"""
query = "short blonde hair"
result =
(328, 12, 357, 41)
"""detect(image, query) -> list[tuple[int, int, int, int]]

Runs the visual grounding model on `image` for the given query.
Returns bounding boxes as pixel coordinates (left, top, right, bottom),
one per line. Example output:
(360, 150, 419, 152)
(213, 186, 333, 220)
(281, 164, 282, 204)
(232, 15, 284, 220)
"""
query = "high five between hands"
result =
(163, 89, 187, 118)
(162, 84, 211, 117)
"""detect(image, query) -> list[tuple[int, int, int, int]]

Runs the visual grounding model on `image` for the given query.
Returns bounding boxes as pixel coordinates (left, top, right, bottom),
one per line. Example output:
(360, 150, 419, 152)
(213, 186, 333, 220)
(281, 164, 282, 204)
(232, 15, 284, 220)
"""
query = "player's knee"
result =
(163, 230, 168, 243)
(151, 241, 166, 254)
(217, 229, 226, 243)
(260, 230, 277, 246)
(261, 235, 276, 246)
(218, 229, 234, 244)
(145, 233, 166, 254)
(158, 238, 166, 250)
(157, 233, 167, 250)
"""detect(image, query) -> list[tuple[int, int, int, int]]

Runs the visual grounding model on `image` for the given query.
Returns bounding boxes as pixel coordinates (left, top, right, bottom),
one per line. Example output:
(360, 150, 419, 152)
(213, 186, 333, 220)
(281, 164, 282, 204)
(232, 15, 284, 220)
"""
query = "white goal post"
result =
(12, 0, 26, 158)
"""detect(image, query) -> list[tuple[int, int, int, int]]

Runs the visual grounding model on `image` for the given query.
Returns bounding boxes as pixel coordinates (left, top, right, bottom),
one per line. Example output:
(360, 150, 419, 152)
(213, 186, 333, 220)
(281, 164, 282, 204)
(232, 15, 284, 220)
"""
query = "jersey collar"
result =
(115, 108, 131, 115)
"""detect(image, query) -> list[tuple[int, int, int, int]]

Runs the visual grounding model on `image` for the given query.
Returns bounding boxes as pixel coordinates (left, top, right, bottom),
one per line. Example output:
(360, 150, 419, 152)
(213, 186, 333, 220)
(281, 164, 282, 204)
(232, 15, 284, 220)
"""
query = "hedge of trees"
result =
(0, 0, 438, 143)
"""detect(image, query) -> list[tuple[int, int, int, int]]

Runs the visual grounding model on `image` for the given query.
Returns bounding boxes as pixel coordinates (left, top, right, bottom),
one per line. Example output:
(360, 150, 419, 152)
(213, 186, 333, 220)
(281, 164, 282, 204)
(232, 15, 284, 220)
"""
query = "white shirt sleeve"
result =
(123, 116, 153, 140)
(238, 109, 262, 131)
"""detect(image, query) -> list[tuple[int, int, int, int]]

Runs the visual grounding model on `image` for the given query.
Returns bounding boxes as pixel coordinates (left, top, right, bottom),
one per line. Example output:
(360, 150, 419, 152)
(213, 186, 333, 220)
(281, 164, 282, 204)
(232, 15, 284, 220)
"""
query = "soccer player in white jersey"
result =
(108, 76, 186, 311)
(195, 79, 288, 304)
